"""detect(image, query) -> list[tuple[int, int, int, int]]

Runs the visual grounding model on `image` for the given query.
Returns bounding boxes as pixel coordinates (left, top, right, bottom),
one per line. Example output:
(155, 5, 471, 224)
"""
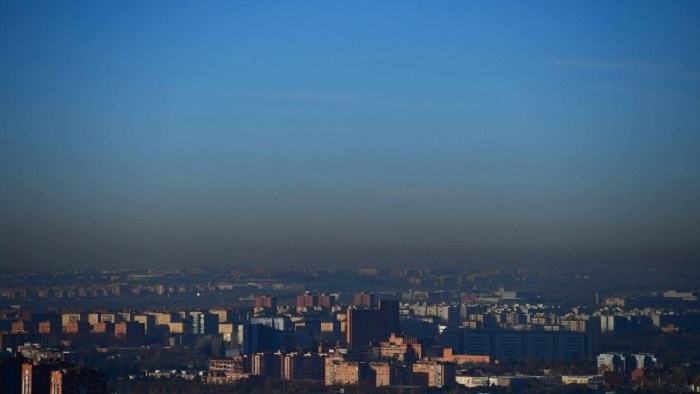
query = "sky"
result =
(1, 1, 699, 270)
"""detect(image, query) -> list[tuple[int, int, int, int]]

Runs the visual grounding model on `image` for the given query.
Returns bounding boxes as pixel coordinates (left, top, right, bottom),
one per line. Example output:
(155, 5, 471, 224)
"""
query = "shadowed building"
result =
(346, 308, 381, 348)
(375, 333, 423, 362)
(49, 368, 106, 394)
(459, 329, 593, 363)
(114, 322, 145, 341)
(0, 353, 23, 394)
(22, 362, 60, 394)
(379, 300, 400, 340)
(281, 352, 325, 382)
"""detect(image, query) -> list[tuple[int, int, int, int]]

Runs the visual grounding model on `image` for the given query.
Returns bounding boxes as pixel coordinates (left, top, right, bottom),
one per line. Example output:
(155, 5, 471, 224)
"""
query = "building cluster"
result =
(175, 292, 598, 390)
(594, 352, 694, 391)
(0, 344, 106, 394)
(1, 267, 699, 391)
(206, 337, 461, 388)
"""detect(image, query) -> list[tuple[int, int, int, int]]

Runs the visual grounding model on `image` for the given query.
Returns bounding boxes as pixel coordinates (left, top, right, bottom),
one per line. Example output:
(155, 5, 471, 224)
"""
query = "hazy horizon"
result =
(2, 2, 699, 270)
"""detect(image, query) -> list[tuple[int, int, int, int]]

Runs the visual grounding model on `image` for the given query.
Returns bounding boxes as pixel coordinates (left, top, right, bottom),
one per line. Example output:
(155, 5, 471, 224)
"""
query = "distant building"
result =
(352, 292, 376, 308)
(318, 294, 336, 308)
(209, 308, 239, 324)
(116, 312, 133, 322)
(297, 292, 318, 308)
(251, 352, 281, 378)
(22, 362, 58, 394)
(133, 314, 156, 335)
(37, 321, 53, 335)
(49, 367, 106, 394)
(603, 297, 625, 308)
(190, 312, 219, 335)
(11, 321, 28, 334)
(455, 375, 490, 388)
(281, 352, 325, 382)
(600, 315, 628, 333)
(254, 295, 277, 310)
(597, 353, 626, 373)
(379, 300, 400, 341)
(663, 290, 697, 301)
(250, 316, 293, 332)
(61, 313, 82, 330)
(91, 322, 114, 334)
(562, 317, 589, 332)
(114, 321, 145, 340)
(242, 323, 293, 355)
(63, 321, 90, 334)
(460, 329, 593, 363)
(628, 353, 657, 370)
(210, 356, 248, 375)
(30, 313, 61, 334)
(346, 308, 381, 348)
(168, 321, 190, 334)
(0, 353, 23, 393)
(368, 362, 392, 386)
(148, 312, 175, 327)
(412, 361, 455, 388)
(400, 316, 439, 342)
(375, 333, 422, 362)
(17, 346, 70, 365)
(99, 313, 118, 324)
(86, 314, 101, 326)
(0, 333, 31, 354)
(324, 358, 371, 386)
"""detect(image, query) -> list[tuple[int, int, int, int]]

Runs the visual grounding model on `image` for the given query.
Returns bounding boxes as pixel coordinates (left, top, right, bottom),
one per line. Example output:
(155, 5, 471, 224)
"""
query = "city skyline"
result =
(1, 2, 700, 270)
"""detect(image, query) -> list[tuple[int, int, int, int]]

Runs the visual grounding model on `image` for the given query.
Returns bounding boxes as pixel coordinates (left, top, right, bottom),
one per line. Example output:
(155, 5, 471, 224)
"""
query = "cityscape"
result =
(2, 1, 700, 393)
(1, 267, 700, 392)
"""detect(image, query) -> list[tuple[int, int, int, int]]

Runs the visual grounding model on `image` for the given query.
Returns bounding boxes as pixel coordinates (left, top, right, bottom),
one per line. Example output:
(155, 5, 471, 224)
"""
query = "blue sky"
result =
(1, 1, 699, 269)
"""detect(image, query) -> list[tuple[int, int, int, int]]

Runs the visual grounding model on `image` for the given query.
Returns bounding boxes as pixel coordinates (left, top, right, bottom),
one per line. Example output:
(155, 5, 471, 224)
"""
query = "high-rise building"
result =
(242, 323, 292, 355)
(346, 308, 381, 348)
(281, 352, 325, 382)
(379, 300, 400, 340)
(22, 362, 57, 394)
(251, 352, 281, 378)
(191, 312, 219, 335)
